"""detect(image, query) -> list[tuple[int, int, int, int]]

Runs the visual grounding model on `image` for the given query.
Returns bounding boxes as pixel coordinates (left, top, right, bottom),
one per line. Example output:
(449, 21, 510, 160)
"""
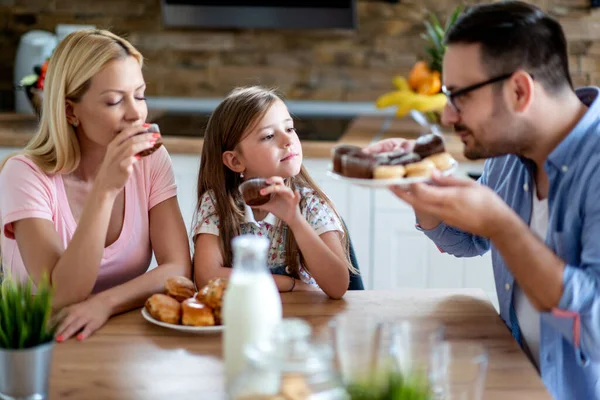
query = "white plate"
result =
(326, 161, 458, 188)
(141, 307, 224, 334)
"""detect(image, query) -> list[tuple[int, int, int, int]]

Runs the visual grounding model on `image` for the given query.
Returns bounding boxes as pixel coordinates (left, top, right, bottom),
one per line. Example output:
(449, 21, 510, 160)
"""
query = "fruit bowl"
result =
(19, 58, 48, 119)
(22, 85, 43, 119)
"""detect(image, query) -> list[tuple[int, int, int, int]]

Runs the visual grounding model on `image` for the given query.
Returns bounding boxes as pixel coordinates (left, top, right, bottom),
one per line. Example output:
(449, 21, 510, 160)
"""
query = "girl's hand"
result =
(54, 295, 113, 342)
(255, 176, 302, 225)
(95, 124, 159, 196)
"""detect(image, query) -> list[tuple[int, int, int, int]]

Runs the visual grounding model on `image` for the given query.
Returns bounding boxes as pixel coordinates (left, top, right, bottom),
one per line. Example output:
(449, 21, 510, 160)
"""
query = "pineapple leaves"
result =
(421, 6, 464, 73)
(445, 5, 463, 34)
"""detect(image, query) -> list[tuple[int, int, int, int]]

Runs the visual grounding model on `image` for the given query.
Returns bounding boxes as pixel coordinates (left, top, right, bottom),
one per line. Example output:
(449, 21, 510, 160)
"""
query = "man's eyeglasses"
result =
(441, 73, 514, 112)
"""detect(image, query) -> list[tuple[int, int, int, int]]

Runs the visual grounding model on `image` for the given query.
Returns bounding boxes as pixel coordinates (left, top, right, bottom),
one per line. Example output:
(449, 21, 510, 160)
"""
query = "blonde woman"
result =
(0, 30, 191, 341)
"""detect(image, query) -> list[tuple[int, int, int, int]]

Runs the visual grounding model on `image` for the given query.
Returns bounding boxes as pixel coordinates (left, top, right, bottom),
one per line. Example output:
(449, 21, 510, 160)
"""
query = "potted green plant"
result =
(346, 370, 432, 400)
(0, 275, 57, 400)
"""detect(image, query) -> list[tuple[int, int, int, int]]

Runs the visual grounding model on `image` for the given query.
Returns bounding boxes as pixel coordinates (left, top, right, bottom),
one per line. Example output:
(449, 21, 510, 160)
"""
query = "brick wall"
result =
(0, 0, 598, 111)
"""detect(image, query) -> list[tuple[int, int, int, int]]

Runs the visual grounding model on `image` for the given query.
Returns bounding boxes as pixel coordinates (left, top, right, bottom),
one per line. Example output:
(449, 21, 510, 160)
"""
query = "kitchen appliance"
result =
(150, 112, 355, 142)
(14, 31, 57, 114)
(14, 25, 96, 114)
(161, 0, 357, 30)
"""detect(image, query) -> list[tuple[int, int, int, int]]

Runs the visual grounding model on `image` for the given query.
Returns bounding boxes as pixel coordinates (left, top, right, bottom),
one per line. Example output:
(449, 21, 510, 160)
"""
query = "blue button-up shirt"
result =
(421, 87, 600, 399)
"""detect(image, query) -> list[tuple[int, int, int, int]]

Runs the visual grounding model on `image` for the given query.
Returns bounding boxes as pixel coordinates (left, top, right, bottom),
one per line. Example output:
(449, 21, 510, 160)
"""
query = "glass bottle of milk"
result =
(223, 234, 283, 389)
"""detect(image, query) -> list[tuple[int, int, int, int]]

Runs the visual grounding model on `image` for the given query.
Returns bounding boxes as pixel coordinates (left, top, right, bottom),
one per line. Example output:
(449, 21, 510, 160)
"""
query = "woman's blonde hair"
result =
(194, 86, 357, 277)
(1, 29, 142, 174)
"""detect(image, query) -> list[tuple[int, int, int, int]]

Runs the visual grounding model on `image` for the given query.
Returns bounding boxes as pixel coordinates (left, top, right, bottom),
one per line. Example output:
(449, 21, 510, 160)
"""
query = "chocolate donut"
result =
(387, 152, 421, 166)
(332, 145, 362, 174)
(413, 134, 445, 158)
(380, 150, 407, 161)
(137, 123, 163, 158)
(341, 152, 378, 179)
(239, 178, 272, 206)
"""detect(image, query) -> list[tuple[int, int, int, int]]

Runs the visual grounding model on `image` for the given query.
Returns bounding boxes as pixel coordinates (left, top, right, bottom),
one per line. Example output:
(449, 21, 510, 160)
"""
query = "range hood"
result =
(161, 0, 357, 30)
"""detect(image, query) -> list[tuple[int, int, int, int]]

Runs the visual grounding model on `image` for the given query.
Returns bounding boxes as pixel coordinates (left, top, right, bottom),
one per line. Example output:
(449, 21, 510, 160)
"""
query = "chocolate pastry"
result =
(137, 123, 163, 158)
(380, 149, 407, 162)
(371, 152, 396, 165)
(341, 152, 378, 179)
(388, 152, 421, 166)
(239, 178, 272, 206)
(413, 134, 445, 158)
(332, 145, 362, 174)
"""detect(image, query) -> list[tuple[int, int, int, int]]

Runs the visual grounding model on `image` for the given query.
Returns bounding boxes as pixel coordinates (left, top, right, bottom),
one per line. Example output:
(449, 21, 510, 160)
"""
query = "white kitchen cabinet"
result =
(303, 158, 373, 289)
(170, 154, 201, 236)
(143, 153, 199, 270)
(371, 188, 497, 308)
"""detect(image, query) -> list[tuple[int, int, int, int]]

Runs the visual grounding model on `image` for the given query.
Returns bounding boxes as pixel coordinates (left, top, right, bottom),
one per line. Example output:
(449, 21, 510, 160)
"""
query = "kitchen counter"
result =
(0, 112, 475, 162)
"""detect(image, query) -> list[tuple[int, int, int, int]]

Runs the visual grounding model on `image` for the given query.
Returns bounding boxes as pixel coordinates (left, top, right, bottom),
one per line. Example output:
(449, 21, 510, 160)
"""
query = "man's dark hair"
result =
(445, 1, 573, 93)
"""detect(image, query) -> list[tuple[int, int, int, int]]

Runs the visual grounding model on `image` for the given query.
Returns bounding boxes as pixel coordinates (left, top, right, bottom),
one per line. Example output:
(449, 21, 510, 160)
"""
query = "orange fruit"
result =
(408, 61, 432, 91)
(417, 71, 442, 95)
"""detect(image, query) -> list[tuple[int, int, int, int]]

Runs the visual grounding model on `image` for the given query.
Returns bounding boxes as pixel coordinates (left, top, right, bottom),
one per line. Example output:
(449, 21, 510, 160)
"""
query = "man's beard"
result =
(455, 123, 501, 160)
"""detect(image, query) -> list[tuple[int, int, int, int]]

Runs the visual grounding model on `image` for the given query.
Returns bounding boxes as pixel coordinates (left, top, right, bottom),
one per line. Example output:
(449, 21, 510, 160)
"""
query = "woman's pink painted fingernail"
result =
(56, 335, 64, 342)
(152, 133, 161, 138)
(260, 189, 265, 195)
(76, 334, 84, 341)
(143, 123, 150, 128)
(135, 155, 141, 160)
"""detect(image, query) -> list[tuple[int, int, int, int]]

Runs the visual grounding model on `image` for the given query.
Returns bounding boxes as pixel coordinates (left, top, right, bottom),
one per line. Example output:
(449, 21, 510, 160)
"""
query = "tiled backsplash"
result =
(0, 0, 598, 111)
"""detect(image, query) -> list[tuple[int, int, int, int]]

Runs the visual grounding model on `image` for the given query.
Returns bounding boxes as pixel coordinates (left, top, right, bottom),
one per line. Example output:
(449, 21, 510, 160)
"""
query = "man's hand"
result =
(363, 138, 415, 154)
(391, 171, 515, 238)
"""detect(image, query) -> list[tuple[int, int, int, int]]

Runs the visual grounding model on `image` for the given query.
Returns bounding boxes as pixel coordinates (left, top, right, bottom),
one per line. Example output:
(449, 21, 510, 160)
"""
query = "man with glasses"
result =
(367, 2, 600, 399)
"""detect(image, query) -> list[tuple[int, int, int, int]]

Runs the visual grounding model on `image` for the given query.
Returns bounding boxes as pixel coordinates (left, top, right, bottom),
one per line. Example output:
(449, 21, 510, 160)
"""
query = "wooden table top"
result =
(49, 289, 550, 400)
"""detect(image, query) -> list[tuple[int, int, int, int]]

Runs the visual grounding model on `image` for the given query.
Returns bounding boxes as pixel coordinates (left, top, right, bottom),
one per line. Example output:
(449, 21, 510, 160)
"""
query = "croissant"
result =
(165, 276, 196, 302)
(145, 294, 181, 324)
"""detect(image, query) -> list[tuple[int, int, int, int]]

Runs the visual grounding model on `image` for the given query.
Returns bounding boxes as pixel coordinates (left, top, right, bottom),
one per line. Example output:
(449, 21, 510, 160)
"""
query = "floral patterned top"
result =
(194, 187, 344, 286)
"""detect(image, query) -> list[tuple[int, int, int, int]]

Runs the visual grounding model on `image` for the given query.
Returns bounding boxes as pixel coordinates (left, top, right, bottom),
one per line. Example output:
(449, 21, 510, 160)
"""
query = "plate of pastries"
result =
(142, 276, 227, 333)
(328, 133, 457, 188)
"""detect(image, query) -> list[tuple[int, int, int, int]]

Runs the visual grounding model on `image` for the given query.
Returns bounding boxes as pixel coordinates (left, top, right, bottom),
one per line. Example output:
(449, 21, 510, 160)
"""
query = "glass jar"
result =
(228, 318, 349, 400)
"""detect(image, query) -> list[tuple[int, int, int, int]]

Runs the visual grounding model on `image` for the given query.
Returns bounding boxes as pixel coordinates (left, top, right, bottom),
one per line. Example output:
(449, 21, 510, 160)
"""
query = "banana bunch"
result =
(376, 76, 447, 118)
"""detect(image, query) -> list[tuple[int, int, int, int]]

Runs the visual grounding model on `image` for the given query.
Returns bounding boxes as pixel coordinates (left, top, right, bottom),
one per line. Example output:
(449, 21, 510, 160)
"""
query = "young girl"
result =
(193, 86, 356, 299)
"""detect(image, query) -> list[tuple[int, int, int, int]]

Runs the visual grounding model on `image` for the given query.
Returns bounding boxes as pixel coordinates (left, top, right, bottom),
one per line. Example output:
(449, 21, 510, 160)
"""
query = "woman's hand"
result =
(255, 176, 302, 226)
(55, 295, 113, 342)
(95, 124, 159, 195)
